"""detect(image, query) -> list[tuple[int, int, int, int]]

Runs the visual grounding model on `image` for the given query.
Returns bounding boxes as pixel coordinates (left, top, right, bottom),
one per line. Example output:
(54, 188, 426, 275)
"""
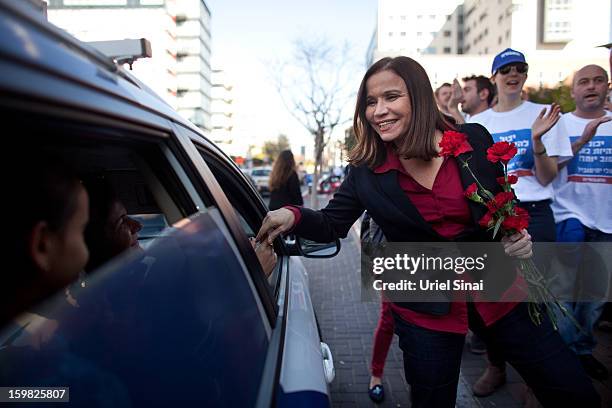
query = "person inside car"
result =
(2, 156, 89, 327)
(83, 177, 143, 273)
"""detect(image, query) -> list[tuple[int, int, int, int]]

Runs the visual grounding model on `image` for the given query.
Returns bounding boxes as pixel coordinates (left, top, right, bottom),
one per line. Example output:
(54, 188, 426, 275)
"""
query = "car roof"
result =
(0, 0, 245, 180)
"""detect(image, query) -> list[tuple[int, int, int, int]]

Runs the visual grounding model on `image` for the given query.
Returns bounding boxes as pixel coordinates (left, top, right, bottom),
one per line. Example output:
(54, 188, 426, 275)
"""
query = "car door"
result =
(0, 103, 272, 407)
(172, 124, 333, 407)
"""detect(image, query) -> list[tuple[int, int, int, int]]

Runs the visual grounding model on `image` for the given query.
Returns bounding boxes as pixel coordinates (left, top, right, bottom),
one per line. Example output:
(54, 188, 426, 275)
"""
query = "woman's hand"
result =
(250, 238, 277, 277)
(255, 208, 295, 245)
(501, 229, 533, 259)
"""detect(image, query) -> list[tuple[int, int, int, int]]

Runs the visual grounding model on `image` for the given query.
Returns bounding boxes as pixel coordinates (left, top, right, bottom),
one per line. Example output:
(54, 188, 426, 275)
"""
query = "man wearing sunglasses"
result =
(467, 48, 573, 399)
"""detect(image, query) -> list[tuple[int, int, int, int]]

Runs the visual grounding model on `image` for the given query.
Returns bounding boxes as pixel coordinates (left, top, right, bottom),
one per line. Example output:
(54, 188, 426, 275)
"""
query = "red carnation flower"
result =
(485, 191, 515, 212)
(439, 130, 473, 158)
(464, 183, 478, 198)
(502, 207, 530, 232)
(479, 211, 493, 228)
(487, 142, 517, 164)
(496, 175, 519, 185)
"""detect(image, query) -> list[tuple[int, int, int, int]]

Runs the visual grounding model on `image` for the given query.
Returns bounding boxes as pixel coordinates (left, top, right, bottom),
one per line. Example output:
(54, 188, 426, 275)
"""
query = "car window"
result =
(194, 146, 283, 294)
(0, 211, 269, 407)
(251, 169, 270, 177)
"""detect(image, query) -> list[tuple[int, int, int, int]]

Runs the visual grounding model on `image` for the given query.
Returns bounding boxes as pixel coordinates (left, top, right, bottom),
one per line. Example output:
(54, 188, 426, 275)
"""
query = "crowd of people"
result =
(257, 47, 611, 407)
(2, 44, 610, 407)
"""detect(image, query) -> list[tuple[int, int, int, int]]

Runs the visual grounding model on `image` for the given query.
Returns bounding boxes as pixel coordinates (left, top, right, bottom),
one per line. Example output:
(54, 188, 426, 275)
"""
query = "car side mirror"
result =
(294, 236, 341, 258)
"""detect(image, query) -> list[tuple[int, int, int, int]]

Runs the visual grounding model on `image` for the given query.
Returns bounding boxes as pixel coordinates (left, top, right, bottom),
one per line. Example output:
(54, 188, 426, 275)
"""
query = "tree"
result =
(263, 134, 290, 161)
(273, 38, 354, 209)
(526, 84, 576, 113)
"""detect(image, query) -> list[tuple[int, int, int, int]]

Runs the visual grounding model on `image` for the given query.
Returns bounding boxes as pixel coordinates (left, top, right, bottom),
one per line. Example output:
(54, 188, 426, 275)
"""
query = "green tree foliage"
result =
(527, 84, 576, 113)
(263, 134, 290, 161)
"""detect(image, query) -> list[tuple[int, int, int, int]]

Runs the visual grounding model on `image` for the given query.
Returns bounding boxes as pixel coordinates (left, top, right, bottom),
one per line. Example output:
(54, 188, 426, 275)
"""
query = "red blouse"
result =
(285, 145, 526, 334)
(376, 144, 523, 334)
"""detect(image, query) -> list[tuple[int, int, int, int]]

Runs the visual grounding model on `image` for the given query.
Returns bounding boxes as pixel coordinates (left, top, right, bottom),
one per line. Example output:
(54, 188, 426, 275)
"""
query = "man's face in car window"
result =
(105, 200, 143, 257)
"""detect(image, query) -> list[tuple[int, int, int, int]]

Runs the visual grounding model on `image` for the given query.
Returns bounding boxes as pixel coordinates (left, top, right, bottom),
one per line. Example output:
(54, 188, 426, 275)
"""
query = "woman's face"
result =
(493, 64, 527, 98)
(46, 186, 89, 285)
(105, 200, 143, 257)
(365, 70, 412, 143)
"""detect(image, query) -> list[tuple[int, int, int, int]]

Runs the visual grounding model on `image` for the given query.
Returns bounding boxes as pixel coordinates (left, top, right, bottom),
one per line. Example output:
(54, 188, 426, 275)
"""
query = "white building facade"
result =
(210, 67, 235, 154)
(47, 0, 212, 132)
(370, 0, 611, 89)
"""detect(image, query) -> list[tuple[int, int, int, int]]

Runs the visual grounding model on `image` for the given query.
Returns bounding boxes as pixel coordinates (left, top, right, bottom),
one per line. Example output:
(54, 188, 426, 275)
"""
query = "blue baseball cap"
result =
(491, 48, 527, 74)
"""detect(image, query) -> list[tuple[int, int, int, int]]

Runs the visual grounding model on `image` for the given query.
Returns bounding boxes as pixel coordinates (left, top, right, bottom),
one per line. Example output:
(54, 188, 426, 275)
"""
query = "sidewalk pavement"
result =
(301, 223, 612, 407)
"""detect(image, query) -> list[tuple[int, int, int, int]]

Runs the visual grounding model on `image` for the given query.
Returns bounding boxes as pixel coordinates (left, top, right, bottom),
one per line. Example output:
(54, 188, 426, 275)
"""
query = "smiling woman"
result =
(256, 55, 601, 407)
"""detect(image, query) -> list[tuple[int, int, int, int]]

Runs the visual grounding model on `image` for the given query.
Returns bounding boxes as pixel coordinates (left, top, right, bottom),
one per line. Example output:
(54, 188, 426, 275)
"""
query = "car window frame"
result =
(169, 123, 279, 323)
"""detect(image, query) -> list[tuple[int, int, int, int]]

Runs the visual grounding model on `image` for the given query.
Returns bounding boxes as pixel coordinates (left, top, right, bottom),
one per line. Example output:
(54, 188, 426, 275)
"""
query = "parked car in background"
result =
(241, 168, 257, 189)
(317, 174, 343, 194)
(0, 1, 338, 406)
(251, 166, 272, 196)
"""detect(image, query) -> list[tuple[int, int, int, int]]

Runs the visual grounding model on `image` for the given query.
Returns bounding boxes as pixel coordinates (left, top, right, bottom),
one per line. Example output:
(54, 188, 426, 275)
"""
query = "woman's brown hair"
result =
(269, 149, 297, 191)
(349, 56, 455, 168)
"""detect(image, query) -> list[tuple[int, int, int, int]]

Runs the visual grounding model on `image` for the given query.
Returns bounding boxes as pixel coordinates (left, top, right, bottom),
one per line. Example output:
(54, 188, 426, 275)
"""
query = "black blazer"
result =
(293, 123, 517, 316)
(269, 171, 303, 211)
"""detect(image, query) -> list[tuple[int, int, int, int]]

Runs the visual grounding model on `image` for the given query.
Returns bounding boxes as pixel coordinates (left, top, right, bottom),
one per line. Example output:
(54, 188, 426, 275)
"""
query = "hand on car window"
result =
(250, 238, 277, 277)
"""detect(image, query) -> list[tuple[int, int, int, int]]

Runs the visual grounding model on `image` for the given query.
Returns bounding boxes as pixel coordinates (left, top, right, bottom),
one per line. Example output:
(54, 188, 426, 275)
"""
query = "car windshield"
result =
(251, 169, 270, 177)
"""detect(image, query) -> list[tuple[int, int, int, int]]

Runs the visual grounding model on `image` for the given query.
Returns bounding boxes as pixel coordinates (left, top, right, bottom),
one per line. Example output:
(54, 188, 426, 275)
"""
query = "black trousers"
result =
(393, 303, 600, 408)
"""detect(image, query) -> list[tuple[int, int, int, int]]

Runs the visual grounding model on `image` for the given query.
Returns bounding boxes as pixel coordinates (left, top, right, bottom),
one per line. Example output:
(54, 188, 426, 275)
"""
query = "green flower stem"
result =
(459, 157, 494, 200)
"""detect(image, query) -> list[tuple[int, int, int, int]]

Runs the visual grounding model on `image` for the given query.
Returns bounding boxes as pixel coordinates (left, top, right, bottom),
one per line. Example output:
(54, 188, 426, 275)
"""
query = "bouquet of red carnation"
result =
(439, 130, 574, 329)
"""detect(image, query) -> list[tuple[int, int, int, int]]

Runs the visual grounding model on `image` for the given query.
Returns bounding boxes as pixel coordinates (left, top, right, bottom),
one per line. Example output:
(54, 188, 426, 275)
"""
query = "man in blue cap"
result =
(468, 48, 574, 398)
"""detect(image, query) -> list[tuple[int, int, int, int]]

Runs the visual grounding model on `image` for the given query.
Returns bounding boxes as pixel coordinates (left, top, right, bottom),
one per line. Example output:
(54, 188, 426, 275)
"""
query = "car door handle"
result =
(320, 342, 335, 384)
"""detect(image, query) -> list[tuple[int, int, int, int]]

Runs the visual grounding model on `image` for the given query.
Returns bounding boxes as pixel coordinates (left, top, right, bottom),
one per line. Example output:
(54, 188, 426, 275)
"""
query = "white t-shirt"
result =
(468, 101, 572, 201)
(551, 112, 612, 232)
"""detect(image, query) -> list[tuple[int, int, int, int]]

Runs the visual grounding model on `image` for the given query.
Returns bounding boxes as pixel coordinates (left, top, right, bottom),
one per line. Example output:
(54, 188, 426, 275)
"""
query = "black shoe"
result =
(368, 384, 384, 403)
(579, 354, 609, 381)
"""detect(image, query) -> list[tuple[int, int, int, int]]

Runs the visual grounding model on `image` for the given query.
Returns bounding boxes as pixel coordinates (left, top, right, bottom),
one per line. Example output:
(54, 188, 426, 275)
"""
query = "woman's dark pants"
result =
(393, 303, 600, 408)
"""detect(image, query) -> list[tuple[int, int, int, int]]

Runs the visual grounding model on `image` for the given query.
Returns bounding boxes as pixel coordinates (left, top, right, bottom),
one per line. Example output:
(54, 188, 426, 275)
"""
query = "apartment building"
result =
(210, 67, 234, 149)
(369, 0, 610, 89)
(47, 0, 212, 132)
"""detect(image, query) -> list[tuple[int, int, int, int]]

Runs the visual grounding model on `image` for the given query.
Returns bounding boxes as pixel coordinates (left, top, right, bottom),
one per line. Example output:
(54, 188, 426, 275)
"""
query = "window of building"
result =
(458, 47, 464, 54)
(400, 32, 406, 36)
(498, 36, 502, 44)
(388, 32, 393, 37)
(417, 15, 423, 19)
(506, 29, 510, 39)
(458, 15, 464, 24)
(417, 32, 422, 37)
(444, 30, 451, 37)
(447, 14, 451, 21)
(458, 32, 464, 40)
(484, 47, 489, 53)
(484, 28, 488, 35)
(499, 14, 503, 22)
(401, 15, 406, 20)
(443, 47, 451, 54)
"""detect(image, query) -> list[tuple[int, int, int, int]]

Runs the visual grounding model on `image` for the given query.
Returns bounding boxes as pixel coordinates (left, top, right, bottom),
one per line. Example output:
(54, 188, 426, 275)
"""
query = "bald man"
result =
(550, 64, 612, 381)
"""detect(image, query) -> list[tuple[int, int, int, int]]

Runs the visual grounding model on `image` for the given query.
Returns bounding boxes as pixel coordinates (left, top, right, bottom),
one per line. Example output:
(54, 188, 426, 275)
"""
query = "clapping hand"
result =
(532, 103, 561, 140)
(579, 115, 612, 145)
(447, 78, 464, 111)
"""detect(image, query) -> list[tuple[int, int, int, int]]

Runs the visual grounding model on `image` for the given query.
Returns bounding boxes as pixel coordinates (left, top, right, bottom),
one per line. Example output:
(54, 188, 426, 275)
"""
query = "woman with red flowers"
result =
(256, 56, 599, 407)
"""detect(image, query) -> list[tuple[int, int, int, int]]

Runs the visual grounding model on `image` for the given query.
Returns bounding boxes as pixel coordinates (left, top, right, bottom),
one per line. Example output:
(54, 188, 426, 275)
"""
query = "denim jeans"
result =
(555, 219, 612, 354)
(393, 303, 600, 408)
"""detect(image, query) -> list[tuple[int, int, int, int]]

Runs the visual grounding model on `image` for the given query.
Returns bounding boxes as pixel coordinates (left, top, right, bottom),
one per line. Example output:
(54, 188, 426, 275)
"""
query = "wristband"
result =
(534, 147, 547, 156)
